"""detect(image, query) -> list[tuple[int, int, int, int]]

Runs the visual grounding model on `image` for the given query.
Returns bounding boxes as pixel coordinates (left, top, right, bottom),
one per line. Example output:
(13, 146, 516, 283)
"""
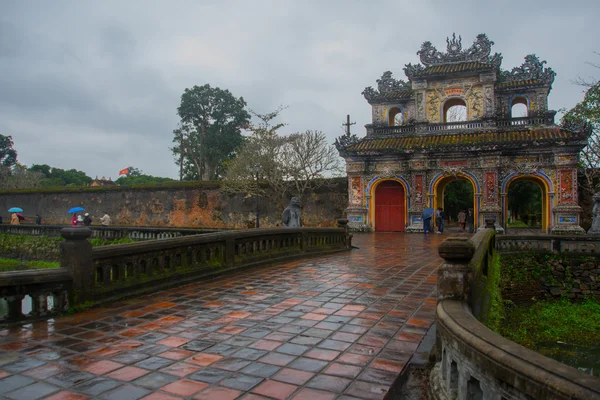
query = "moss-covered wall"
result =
(0, 180, 348, 228)
(500, 253, 600, 303)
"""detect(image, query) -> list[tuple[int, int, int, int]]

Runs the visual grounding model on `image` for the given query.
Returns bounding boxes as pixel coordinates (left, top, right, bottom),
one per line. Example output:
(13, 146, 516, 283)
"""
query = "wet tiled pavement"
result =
(0, 233, 445, 399)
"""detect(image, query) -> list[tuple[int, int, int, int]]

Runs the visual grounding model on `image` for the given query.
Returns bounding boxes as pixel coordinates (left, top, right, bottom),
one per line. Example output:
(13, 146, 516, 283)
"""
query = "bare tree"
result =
(224, 108, 342, 207)
(223, 107, 292, 206)
(0, 164, 43, 189)
(564, 52, 600, 193)
(446, 105, 467, 122)
(283, 130, 342, 198)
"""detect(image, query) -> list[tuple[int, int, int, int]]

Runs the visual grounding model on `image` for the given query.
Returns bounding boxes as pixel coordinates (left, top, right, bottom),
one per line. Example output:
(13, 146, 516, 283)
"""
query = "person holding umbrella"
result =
(8, 207, 22, 225)
(67, 207, 85, 227)
(422, 207, 434, 235)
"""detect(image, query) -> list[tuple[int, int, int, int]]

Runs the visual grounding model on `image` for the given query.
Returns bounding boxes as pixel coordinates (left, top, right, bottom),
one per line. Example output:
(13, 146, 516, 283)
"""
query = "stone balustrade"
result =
(370, 115, 554, 137)
(497, 235, 600, 254)
(0, 226, 351, 323)
(431, 224, 600, 399)
(0, 269, 71, 322)
(0, 223, 224, 240)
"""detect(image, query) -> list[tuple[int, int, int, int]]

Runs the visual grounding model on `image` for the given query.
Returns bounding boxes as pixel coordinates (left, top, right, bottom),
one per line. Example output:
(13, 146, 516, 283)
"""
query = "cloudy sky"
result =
(1, 1, 598, 179)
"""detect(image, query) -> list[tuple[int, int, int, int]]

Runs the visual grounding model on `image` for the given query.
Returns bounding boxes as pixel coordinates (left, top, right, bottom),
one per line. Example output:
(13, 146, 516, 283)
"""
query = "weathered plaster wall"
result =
(0, 180, 348, 228)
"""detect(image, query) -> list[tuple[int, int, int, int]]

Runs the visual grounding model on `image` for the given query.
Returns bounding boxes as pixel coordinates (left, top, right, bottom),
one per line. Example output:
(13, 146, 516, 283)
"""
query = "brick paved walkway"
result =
(0, 233, 445, 400)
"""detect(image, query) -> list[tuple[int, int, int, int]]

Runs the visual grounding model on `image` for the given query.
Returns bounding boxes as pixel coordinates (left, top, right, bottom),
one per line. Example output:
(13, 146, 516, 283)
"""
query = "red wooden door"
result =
(375, 181, 405, 232)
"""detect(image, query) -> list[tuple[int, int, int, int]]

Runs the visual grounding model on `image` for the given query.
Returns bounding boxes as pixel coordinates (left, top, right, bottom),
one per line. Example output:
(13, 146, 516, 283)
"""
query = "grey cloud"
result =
(0, 0, 598, 179)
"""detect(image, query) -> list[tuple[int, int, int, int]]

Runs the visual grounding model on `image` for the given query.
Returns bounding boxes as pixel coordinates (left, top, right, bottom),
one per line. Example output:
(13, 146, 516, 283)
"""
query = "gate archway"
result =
(373, 180, 406, 232)
(504, 175, 551, 233)
(430, 173, 479, 230)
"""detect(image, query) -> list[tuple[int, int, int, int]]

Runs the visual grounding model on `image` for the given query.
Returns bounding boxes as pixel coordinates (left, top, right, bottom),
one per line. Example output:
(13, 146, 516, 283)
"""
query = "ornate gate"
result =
(375, 181, 405, 232)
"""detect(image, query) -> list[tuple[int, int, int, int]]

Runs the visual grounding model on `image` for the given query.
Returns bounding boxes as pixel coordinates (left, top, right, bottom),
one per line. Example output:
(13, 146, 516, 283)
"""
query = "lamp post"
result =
(253, 164, 261, 228)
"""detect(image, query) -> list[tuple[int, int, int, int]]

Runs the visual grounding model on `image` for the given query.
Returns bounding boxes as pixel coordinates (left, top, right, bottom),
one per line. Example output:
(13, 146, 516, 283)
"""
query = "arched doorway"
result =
(374, 180, 406, 232)
(510, 96, 529, 119)
(388, 107, 403, 126)
(432, 174, 477, 231)
(443, 180, 474, 229)
(443, 98, 468, 122)
(506, 177, 547, 232)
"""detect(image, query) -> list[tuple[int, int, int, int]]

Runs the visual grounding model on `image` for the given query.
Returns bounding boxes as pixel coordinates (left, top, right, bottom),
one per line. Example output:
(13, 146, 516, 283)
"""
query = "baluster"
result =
(53, 290, 69, 312)
(31, 292, 48, 317)
(6, 295, 24, 321)
(103, 266, 111, 283)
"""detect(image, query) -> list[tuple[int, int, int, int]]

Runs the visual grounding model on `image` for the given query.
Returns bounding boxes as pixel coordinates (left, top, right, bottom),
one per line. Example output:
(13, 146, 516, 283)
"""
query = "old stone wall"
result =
(500, 253, 600, 303)
(0, 180, 348, 228)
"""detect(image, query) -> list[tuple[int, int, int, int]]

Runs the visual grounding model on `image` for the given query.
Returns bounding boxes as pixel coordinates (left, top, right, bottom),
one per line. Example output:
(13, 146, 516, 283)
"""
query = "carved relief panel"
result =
(349, 176, 363, 206)
(483, 171, 499, 206)
(412, 173, 425, 209)
(372, 104, 386, 124)
(558, 169, 578, 204)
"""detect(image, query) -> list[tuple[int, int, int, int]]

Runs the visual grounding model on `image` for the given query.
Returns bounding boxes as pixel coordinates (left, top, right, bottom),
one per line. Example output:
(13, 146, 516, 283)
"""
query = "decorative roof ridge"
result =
(403, 33, 503, 79)
(498, 55, 556, 89)
(362, 71, 411, 102)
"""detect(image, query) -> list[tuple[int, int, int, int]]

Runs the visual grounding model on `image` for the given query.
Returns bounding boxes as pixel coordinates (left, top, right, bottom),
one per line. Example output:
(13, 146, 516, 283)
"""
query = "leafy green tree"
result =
(507, 181, 542, 225)
(172, 84, 250, 181)
(443, 180, 473, 221)
(115, 166, 174, 185)
(563, 54, 599, 193)
(0, 134, 17, 167)
(28, 164, 92, 187)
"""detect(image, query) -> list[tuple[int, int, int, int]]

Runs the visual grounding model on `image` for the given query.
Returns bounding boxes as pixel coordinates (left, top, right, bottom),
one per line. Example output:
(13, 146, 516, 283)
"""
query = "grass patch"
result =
(499, 298, 600, 349)
(0, 258, 60, 272)
(507, 220, 529, 227)
(89, 237, 135, 246)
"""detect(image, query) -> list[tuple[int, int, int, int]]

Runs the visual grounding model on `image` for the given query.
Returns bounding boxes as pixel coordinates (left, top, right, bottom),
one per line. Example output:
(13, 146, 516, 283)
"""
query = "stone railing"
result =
(0, 226, 351, 323)
(431, 221, 600, 399)
(0, 269, 71, 322)
(497, 235, 600, 254)
(0, 223, 224, 240)
(370, 115, 555, 137)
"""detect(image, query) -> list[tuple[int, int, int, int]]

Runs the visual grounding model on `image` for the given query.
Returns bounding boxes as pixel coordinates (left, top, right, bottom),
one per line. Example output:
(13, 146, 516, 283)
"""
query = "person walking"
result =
(467, 208, 475, 233)
(100, 212, 111, 227)
(10, 212, 19, 225)
(437, 208, 445, 233)
(83, 213, 92, 227)
(71, 214, 78, 227)
(458, 209, 467, 231)
(35, 214, 42, 225)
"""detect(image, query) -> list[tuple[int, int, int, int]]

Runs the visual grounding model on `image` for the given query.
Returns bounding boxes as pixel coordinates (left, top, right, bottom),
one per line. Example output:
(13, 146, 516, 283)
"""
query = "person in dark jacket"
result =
(467, 208, 475, 233)
(35, 214, 42, 225)
(83, 213, 92, 227)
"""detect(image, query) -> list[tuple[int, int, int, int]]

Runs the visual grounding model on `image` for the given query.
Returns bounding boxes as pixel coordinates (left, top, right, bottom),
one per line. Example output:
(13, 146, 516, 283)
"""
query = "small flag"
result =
(119, 168, 129, 176)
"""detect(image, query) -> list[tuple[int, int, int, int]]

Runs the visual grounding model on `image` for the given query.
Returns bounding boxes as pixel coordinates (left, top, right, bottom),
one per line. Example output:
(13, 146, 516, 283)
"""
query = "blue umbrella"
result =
(421, 207, 434, 219)
(8, 207, 23, 213)
(67, 207, 85, 214)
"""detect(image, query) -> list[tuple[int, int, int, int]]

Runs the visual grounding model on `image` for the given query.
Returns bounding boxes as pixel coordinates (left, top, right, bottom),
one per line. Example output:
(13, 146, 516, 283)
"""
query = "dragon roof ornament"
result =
(499, 54, 556, 87)
(417, 33, 502, 66)
(362, 71, 411, 101)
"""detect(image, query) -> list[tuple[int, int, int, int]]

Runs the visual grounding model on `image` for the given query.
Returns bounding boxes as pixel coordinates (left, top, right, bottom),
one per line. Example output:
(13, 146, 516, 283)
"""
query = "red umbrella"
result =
(16, 213, 25, 221)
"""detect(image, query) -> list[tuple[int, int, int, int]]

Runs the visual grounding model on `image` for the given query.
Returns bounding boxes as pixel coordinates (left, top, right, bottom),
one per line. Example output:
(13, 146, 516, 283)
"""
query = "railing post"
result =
(6, 295, 24, 321)
(60, 227, 93, 304)
(225, 238, 235, 268)
(338, 219, 352, 249)
(437, 238, 475, 302)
